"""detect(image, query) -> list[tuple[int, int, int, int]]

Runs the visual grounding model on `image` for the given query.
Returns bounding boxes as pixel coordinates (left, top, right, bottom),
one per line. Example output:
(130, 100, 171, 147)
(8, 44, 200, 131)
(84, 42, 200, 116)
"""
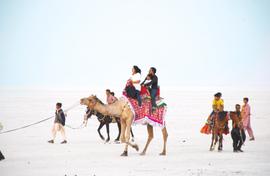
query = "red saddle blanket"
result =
(122, 95, 167, 128)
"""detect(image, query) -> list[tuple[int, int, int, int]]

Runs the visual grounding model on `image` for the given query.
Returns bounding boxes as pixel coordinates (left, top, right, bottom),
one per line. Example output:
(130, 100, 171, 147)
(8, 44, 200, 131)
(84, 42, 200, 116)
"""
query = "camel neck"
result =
(93, 102, 108, 115)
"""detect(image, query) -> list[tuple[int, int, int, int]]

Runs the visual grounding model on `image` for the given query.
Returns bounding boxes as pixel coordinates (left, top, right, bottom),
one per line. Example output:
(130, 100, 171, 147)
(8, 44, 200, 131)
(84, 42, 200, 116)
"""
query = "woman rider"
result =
(129, 65, 142, 106)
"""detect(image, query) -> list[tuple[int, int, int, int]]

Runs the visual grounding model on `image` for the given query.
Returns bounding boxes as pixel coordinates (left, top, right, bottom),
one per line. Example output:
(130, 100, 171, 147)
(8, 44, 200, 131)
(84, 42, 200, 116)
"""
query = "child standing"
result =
(48, 103, 67, 144)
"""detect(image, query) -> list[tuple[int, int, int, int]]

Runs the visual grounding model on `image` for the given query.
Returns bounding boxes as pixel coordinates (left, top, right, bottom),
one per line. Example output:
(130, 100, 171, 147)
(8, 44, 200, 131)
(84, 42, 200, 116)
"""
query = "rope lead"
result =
(0, 101, 80, 135)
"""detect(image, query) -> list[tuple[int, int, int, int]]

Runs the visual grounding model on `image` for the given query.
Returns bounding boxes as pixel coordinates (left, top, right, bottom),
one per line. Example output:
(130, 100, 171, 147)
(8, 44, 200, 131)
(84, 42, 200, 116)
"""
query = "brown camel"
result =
(209, 112, 229, 151)
(80, 95, 168, 156)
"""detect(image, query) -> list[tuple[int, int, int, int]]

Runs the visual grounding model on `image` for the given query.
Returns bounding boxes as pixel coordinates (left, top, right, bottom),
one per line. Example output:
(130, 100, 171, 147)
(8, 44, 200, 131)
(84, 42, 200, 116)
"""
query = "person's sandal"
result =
(60, 140, 67, 144)
(249, 137, 255, 141)
(48, 140, 54, 144)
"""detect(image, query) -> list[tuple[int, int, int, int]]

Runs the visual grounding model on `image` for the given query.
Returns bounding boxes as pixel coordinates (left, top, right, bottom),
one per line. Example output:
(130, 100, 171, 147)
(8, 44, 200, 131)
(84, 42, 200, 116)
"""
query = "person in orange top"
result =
(241, 97, 255, 141)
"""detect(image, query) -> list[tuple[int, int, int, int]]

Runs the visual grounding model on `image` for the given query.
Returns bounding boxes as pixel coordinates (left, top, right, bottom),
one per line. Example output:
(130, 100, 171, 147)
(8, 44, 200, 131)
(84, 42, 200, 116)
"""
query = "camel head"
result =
(80, 95, 99, 109)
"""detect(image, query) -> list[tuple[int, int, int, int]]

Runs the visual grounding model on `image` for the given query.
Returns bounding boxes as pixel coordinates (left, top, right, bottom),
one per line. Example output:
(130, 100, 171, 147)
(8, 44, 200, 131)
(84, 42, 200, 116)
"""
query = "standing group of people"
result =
(126, 65, 159, 111)
(207, 92, 255, 152)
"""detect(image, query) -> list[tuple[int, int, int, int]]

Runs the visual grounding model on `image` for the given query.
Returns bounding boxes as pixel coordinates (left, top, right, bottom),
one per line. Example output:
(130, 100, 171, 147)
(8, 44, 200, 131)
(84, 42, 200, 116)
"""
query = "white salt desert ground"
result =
(0, 88, 270, 176)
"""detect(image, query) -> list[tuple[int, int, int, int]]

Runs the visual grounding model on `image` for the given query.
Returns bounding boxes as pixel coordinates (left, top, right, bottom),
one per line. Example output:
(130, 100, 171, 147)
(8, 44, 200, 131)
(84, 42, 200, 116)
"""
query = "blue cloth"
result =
(135, 90, 142, 106)
(150, 88, 157, 107)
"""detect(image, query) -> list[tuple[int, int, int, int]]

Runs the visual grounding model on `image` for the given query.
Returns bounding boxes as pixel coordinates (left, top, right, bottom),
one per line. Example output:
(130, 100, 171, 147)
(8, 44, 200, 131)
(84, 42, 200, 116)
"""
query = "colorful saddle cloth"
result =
(122, 94, 167, 128)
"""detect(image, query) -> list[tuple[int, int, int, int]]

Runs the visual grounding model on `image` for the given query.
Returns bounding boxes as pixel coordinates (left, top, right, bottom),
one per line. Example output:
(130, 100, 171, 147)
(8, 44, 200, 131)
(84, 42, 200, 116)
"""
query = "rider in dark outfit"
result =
(141, 67, 158, 110)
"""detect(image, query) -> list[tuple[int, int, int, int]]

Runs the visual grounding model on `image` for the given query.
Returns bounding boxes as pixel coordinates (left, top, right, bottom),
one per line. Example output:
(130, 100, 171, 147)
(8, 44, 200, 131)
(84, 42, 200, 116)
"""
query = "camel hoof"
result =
(120, 151, 128, 157)
(120, 138, 125, 143)
(133, 144, 139, 151)
(114, 140, 120, 144)
(159, 152, 166, 156)
(140, 152, 146, 156)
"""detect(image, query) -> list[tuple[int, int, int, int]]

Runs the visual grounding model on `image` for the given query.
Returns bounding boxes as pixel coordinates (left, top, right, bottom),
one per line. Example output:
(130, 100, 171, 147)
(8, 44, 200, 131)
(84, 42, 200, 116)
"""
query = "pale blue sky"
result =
(0, 0, 269, 89)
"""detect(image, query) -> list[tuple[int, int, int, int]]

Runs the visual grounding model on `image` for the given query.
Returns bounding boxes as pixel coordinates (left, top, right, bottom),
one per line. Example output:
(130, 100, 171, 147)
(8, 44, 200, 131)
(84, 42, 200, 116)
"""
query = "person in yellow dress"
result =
(208, 92, 224, 122)
(212, 92, 229, 132)
(212, 92, 224, 113)
(201, 92, 228, 134)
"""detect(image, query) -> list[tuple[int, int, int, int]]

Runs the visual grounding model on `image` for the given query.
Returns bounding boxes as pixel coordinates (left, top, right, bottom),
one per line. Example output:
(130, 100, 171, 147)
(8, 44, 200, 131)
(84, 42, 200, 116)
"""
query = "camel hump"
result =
(118, 97, 129, 106)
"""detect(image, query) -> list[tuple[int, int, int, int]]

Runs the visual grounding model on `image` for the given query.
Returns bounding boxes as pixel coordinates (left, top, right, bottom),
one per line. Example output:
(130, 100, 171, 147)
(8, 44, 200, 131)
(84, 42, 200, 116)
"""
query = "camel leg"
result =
(125, 119, 138, 151)
(213, 134, 218, 150)
(115, 121, 121, 142)
(120, 119, 126, 143)
(140, 125, 154, 156)
(130, 127, 135, 142)
(160, 127, 168, 155)
(105, 123, 110, 142)
(218, 134, 223, 151)
(215, 134, 218, 144)
(120, 119, 129, 156)
(210, 133, 215, 151)
(121, 118, 139, 156)
(97, 122, 105, 141)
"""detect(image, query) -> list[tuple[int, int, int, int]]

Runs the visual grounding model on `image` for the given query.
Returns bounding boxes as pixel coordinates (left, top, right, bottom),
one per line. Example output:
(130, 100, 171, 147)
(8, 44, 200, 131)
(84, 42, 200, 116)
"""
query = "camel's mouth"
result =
(80, 99, 85, 105)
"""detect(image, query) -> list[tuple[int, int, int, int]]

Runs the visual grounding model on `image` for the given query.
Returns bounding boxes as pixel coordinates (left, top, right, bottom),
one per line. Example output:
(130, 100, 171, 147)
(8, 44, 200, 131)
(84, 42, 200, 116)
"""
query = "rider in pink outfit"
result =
(106, 89, 117, 104)
(241, 97, 255, 141)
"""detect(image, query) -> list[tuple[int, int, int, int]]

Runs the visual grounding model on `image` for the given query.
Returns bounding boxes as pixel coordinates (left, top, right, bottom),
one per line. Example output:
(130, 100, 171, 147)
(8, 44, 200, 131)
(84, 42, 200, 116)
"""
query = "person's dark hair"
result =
(214, 92, 222, 97)
(133, 65, 141, 74)
(106, 89, 111, 93)
(56, 102, 62, 107)
(243, 97, 249, 102)
(150, 67, 156, 74)
(235, 104, 241, 108)
(111, 92, 115, 96)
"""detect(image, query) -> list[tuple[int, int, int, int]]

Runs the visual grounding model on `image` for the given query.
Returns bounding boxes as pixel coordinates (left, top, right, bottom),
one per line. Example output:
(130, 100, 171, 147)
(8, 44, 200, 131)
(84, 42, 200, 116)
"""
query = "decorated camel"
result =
(80, 95, 168, 156)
